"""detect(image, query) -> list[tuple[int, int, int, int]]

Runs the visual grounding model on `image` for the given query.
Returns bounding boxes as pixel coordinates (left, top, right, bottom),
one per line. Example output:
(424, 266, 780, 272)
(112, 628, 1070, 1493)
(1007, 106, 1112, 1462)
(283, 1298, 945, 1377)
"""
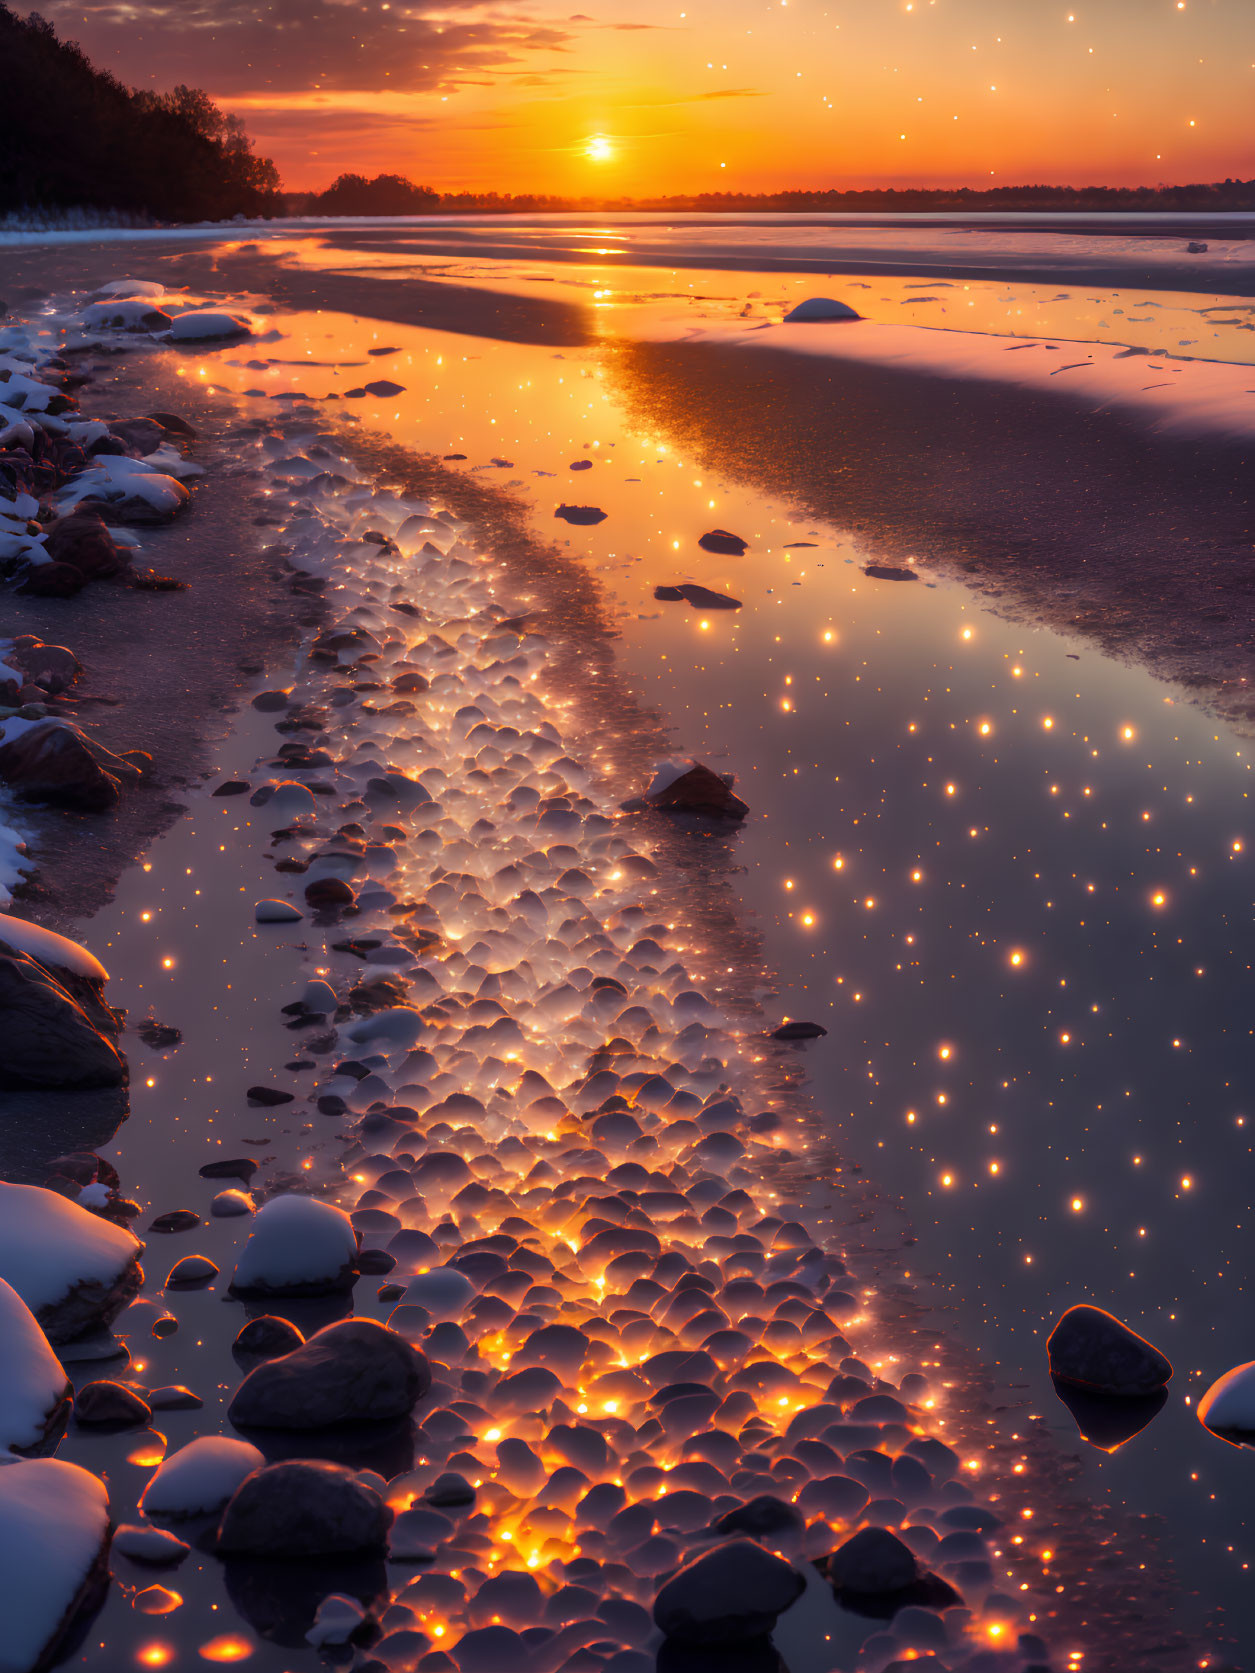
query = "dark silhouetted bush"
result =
(309, 174, 442, 216)
(0, 6, 281, 221)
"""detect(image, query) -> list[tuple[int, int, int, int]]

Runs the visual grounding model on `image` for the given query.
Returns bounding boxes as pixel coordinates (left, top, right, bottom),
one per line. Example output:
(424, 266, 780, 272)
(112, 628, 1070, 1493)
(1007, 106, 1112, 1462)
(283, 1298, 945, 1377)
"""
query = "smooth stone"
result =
(216, 1460, 391, 1555)
(74, 1381, 151, 1427)
(228, 1317, 430, 1429)
(234, 1316, 305, 1358)
(199, 1158, 257, 1183)
(165, 1255, 218, 1289)
(1199, 1361, 1255, 1442)
(783, 297, 861, 322)
(255, 899, 304, 923)
(1047, 1305, 1172, 1396)
(211, 1190, 254, 1217)
(653, 1539, 805, 1645)
(825, 1527, 918, 1593)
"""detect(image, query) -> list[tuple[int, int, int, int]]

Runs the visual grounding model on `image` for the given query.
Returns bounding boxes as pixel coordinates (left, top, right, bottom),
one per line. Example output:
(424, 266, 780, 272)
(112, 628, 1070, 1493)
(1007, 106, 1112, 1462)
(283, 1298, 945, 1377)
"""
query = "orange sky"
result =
(39, 0, 1255, 194)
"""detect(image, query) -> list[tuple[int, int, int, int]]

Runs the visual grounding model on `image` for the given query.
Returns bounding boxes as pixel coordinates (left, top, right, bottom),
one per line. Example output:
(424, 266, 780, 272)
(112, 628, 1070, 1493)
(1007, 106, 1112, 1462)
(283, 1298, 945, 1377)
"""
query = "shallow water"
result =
(6, 229, 1254, 1671)
(190, 277, 1255, 1653)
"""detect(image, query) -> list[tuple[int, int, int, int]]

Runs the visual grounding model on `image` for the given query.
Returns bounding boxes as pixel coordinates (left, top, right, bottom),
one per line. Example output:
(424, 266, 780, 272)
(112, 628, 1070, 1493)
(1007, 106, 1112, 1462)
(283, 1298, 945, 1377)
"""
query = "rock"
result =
(217, 1460, 392, 1555)
(255, 899, 304, 923)
(42, 514, 128, 580)
(149, 1210, 199, 1234)
(211, 1190, 253, 1217)
(74, 1380, 151, 1427)
(246, 1085, 293, 1106)
(1198, 1361, 1255, 1442)
(212, 780, 250, 798)
(554, 505, 607, 525)
(1052, 1378, 1167, 1451)
(112, 1523, 190, 1565)
(168, 312, 253, 341)
(783, 297, 861, 323)
(82, 298, 171, 330)
(771, 1020, 827, 1041)
(825, 1527, 918, 1593)
(653, 585, 684, 601)
(234, 1316, 304, 1358)
(140, 1437, 265, 1518)
(305, 877, 355, 908)
(1047, 1305, 1172, 1396)
(0, 1458, 111, 1673)
(0, 1279, 72, 1456)
(230, 1195, 359, 1298)
(0, 719, 142, 814)
(0, 952, 125, 1087)
(136, 1014, 183, 1049)
(1187, 241, 1208, 254)
(863, 564, 918, 582)
(228, 1317, 430, 1430)
(388, 1504, 454, 1559)
(672, 588, 742, 615)
(148, 1386, 202, 1410)
(698, 529, 748, 555)
(199, 1157, 256, 1183)
(165, 1255, 218, 1289)
(646, 765, 748, 822)
(363, 381, 405, 398)
(653, 1539, 805, 1645)
(0, 1182, 143, 1343)
(7, 643, 80, 696)
(148, 411, 196, 439)
(19, 563, 87, 599)
(711, 1496, 803, 1541)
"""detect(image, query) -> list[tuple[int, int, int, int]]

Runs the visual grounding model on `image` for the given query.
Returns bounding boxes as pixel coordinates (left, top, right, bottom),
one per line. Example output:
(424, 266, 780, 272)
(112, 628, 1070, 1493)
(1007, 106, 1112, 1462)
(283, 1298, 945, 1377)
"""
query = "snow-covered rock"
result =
(0, 1279, 71, 1456)
(169, 312, 253, 342)
(139, 1436, 264, 1519)
(94, 280, 164, 300)
(1198, 1361, 1255, 1441)
(343, 1006, 426, 1048)
(0, 1183, 143, 1344)
(783, 297, 862, 323)
(229, 1195, 359, 1297)
(0, 1457, 110, 1673)
(0, 914, 107, 982)
(80, 298, 171, 332)
(111, 1523, 189, 1565)
(255, 899, 304, 924)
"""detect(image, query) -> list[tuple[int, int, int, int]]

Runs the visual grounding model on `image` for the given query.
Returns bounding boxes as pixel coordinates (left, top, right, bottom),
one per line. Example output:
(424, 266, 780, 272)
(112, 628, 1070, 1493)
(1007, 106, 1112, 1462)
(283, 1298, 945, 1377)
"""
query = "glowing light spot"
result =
(138, 1648, 174, 1669)
(800, 912, 816, 927)
(979, 720, 992, 735)
(911, 868, 923, 882)
(941, 1173, 954, 1187)
(944, 783, 956, 796)
(1151, 891, 1167, 908)
(1009, 949, 1024, 966)
(1181, 1176, 1193, 1191)
(961, 626, 973, 640)
(199, 1638, 254, 1663)
(938, 1044, 952, 1060)
(161, 957, 174, 969)
(1121, 725, 1135, 741)
(1042, 716, 1054, 730)
(585, 135, 613, 161)
(1071, 1197, 1084, 1212)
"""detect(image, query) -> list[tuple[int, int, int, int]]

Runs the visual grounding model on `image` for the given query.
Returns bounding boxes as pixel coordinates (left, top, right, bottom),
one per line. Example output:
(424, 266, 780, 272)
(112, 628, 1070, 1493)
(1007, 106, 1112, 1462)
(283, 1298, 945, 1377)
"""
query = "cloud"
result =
(36, 0, 572, 96)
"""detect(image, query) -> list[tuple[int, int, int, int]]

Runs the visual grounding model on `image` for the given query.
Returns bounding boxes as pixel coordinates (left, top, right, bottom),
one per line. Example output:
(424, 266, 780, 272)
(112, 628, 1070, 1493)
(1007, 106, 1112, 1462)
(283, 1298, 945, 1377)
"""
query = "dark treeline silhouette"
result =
(0, 6, 281, 221)
(310, 173, 441, 216)
(294, 174, 1255, 217)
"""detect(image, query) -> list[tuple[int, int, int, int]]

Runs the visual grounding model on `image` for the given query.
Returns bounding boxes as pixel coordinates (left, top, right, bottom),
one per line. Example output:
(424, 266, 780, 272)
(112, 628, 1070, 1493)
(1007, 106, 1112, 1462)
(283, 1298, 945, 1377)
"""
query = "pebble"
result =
(165, 1255, 219, 1288)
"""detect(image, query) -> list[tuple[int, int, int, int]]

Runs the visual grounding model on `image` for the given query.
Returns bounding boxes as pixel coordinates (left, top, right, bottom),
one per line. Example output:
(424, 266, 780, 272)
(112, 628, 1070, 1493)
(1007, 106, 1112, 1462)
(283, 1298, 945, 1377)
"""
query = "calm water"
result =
(16, 229, 1255, 1667)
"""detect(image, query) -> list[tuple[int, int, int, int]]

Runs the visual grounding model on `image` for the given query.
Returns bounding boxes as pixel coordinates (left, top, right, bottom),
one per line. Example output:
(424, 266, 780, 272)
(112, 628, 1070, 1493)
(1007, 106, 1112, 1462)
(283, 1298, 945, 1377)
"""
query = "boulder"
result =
(42, 514, 128, 581)
(1047, 1305, 1172, 1397)
(228, 1317, 430, 1430)
(0, 719, 142, 813)
(0, 952, 126, 1088)
(653, 1539, 805, 1645)
(646, 764, 748, 822)
(0, 1182, 142, 1343)
(216, 1460, 392, 1555)
(0, 1458, 111, 1673)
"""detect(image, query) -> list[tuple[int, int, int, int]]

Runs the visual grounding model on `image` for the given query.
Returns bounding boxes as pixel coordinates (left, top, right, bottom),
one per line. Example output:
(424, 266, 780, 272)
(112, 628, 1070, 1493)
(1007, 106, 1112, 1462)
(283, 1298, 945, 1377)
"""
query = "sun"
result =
(585, 135, 614, 162)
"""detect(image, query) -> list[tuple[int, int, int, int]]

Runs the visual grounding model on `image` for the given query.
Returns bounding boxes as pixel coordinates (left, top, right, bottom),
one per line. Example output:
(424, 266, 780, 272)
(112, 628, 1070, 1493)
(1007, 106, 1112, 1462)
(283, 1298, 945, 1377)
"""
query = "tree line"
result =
(0, 6, 280, 222)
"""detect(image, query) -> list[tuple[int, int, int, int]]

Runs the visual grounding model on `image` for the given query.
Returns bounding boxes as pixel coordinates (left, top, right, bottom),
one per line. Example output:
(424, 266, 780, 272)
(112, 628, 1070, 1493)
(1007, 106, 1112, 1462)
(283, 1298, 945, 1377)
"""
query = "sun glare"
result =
(585, 135, 614, 162)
